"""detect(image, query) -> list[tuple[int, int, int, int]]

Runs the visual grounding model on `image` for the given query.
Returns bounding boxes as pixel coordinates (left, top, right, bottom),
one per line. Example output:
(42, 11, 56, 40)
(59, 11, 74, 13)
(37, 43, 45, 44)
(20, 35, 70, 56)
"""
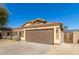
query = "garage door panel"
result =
(25, 29, 54, 44)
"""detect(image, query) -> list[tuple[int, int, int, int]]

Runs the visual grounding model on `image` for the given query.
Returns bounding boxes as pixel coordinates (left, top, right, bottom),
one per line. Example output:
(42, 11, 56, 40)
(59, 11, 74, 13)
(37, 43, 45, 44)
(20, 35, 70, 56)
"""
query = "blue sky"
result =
(5, 3, 79, 29)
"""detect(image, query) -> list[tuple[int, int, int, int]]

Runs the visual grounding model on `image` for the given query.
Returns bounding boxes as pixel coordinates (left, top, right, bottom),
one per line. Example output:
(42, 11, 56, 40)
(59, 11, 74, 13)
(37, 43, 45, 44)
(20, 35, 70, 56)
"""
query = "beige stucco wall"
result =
(64, 31, 79, 44)
(61, 31, 64, 43)
(54, 27, 62, 44)
(73, 31, 79, 44)
(64, 32, 73, 43)
(20, 29, 26, 41)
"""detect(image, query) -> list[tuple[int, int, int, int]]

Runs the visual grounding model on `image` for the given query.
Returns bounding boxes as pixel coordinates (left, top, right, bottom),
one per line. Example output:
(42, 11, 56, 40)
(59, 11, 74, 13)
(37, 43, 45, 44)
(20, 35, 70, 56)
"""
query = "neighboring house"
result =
(12, 18, 63, 45)
(0, 27, 12, 39)
(64, 30, 79, 44)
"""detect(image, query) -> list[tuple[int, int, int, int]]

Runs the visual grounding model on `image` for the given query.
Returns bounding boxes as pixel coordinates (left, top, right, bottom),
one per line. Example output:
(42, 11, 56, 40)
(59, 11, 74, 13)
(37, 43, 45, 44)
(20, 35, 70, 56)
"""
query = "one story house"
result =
(12, 18, 64, 45)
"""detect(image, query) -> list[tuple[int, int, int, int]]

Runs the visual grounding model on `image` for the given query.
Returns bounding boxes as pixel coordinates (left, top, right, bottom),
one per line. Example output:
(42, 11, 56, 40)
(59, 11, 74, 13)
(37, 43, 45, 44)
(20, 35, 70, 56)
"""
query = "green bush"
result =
(12, 36, 20, 41)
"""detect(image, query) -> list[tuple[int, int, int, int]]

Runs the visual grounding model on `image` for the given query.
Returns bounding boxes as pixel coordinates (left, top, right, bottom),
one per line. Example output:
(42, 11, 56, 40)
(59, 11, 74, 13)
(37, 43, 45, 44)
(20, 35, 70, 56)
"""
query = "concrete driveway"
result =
(0, 40, 53, 55)
(1, 40, 79, 55)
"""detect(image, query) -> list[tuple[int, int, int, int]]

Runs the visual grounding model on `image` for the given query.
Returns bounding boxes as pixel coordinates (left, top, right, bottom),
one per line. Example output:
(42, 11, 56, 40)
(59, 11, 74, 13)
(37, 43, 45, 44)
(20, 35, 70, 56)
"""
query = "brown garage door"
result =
(25, 29, 54, 45)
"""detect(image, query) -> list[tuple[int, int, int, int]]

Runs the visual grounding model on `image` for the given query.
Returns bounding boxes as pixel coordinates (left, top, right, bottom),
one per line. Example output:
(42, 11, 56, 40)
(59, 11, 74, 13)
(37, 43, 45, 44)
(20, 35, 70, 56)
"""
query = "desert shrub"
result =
(12, 36, 20, 41)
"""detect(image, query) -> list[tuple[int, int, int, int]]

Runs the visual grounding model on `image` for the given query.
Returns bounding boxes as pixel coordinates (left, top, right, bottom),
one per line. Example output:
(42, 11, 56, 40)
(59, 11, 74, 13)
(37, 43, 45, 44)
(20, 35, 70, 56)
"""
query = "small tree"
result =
(0, 8, 8, 28)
